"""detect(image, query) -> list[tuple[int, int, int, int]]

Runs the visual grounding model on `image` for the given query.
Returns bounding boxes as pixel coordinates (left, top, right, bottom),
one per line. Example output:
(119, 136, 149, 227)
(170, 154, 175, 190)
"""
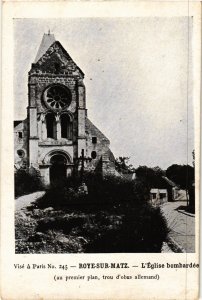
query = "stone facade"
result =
(14, 33, 115, 185)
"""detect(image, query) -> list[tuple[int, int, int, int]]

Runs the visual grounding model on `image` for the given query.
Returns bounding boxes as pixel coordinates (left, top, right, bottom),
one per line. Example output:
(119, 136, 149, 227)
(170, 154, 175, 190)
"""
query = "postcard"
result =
(1, 1, 200, 299)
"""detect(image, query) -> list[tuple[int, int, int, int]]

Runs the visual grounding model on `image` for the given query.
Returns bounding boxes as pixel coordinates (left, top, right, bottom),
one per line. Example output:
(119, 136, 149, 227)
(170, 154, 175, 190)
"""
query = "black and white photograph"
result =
(14, 18, 195, 254)
(1, 2, 201, 299)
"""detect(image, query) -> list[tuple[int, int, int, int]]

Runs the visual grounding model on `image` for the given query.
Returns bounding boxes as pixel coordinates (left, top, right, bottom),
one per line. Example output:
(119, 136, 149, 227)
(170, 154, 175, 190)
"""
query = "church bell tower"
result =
(14, 32, 115, 183)
(27, 33, 86, 185)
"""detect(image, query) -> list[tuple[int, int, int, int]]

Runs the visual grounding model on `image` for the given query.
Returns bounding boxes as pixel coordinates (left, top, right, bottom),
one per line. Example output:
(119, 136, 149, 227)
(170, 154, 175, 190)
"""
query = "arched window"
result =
(46, 113, 56, 139)
(61, 114, 72, 139)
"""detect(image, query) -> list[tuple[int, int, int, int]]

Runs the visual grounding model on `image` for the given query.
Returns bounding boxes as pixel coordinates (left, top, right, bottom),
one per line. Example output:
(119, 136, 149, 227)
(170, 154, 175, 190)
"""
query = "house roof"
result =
(162, 176, 178, 187)
(34, 33, 56, 63)
(150, 188, 167, 193)
(85, 118, 109, 143)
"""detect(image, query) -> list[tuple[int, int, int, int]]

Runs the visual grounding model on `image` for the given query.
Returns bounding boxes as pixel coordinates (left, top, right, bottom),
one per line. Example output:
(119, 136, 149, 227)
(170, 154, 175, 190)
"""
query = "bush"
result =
(36, 183, 87, 209)
(85, 204, 169, 253)
(81, 172, 149, 205)
(24, 171, 169, 253)
(36, 171, 150, 209)
(15, 167, 43, 197)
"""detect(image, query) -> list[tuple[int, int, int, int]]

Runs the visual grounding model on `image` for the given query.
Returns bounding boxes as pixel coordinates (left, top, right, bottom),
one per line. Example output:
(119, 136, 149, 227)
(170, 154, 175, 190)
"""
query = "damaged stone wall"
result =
(14, 119, 28, 170)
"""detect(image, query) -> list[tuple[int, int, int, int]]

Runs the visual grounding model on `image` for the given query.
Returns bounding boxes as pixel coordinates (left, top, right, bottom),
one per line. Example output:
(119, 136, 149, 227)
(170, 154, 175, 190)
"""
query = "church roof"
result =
(85, 118, 109, 143)
(34, 33, 56, 63)
(103, 149, 115, 162)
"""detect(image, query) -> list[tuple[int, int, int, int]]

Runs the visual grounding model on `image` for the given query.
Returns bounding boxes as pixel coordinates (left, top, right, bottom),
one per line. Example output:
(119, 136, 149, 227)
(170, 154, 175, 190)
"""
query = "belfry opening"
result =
(46, 113, 56, 139)
(61, 114, 72, 139)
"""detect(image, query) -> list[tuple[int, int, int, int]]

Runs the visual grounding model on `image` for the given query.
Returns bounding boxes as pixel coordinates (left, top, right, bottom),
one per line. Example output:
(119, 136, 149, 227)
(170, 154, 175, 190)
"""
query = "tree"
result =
(166, 163, 195, 212)
(15, 167, 43, 197)
(189, 150, 195, 212)
(115, 157, 135, 174)
(166, 164, 194, 190)
(192, 150, 195, 168)
(135, 166, 165, 190)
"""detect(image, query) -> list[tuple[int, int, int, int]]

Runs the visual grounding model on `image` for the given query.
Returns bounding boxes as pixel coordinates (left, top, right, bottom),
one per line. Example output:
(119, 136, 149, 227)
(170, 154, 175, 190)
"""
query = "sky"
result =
(14, 18, 194, 169)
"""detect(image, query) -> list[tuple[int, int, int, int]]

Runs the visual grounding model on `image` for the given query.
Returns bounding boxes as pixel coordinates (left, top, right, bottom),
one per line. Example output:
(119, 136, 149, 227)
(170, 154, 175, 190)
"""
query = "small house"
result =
(150, 188, 168, 207)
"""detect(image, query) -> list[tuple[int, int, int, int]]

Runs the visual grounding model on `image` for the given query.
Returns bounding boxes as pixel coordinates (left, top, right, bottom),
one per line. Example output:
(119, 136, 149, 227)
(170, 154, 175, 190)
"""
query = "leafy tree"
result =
(135, 166, 165, 190)
(166, 164, 194, 190)
(15, 167, 43, 197)
(115, 157, 135, 174)
(166, 163, 195, 212)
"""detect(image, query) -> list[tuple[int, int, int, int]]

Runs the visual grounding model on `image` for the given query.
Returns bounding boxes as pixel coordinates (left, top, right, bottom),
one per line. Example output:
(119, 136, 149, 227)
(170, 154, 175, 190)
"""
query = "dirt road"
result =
(161, 200, 195, 252)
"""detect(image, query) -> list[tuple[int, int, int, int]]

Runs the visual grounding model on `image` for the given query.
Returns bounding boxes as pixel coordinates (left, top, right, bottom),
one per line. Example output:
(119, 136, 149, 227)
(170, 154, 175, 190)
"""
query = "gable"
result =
(30, 41, 84, 77)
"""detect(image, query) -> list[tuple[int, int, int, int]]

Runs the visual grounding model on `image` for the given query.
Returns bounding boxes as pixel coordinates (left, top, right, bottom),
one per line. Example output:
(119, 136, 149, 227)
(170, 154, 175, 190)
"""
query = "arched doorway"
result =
(49, 154, 67, 186)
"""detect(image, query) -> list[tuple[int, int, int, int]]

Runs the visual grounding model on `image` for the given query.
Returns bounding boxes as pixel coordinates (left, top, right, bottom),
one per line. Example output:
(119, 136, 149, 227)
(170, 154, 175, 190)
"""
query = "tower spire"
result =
(34, 32, 55, 63)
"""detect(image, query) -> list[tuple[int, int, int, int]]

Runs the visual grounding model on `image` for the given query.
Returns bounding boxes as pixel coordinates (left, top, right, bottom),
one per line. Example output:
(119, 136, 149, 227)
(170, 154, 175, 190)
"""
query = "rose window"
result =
(43, 85, 71, 110)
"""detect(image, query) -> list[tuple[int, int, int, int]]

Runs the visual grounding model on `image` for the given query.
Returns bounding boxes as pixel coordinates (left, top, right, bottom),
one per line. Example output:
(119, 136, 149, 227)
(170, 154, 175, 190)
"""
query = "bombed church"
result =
(14, 33, 115, 186)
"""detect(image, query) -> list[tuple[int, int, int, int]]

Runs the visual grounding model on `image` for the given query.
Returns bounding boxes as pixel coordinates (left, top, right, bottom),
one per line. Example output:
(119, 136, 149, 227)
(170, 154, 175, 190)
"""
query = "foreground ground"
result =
(15, 191, 126, 253)
(15, 191, 168, 253)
